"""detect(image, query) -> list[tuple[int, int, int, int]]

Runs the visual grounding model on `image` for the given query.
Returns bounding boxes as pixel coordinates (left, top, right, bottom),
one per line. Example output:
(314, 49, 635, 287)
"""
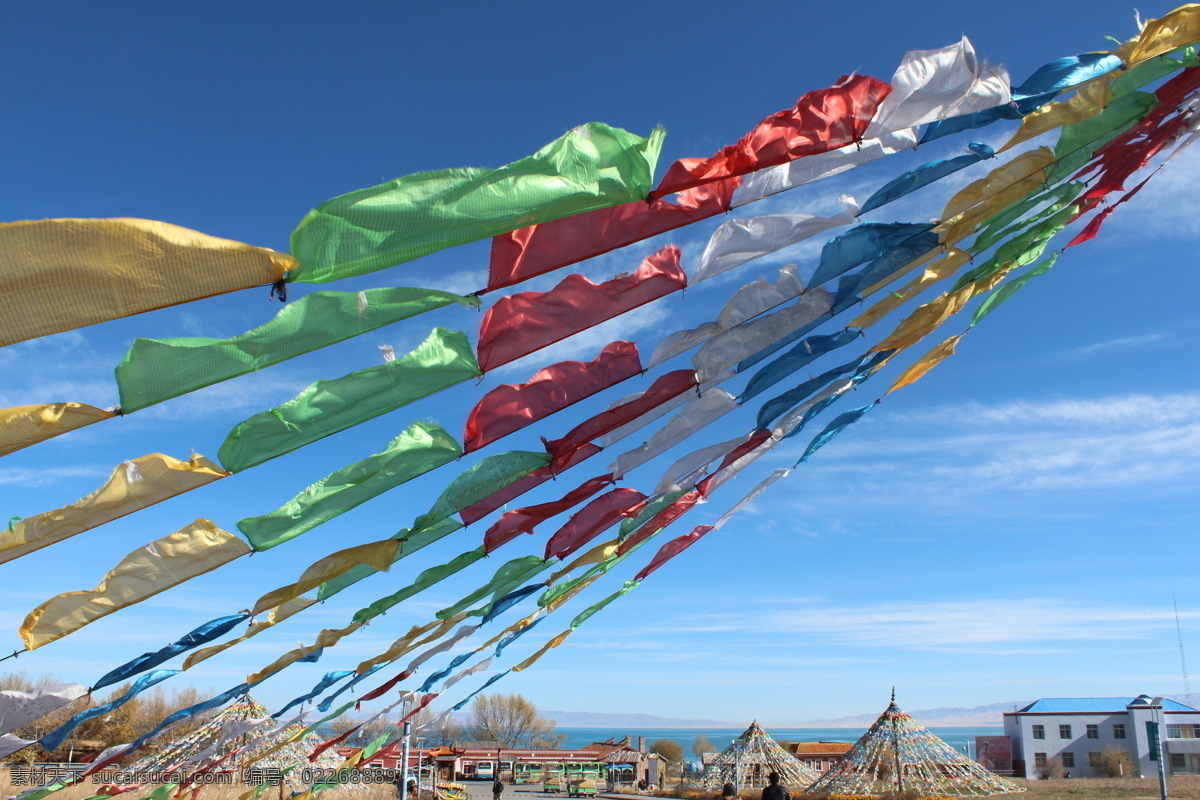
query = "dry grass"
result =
(1007, 775, 1200, 799)
(5, 777, 1200, 800)
(0, 777, 401, 800)
(662, 775, 1200, 800)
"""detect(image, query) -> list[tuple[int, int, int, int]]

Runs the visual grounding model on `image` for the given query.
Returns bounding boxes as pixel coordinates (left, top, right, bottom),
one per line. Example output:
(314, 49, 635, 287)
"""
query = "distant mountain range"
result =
(540, 703, 1026, 730)
(542, 695, 1200, 731)
(542, 711, 738, 728)
(787, 702, 1027, 728)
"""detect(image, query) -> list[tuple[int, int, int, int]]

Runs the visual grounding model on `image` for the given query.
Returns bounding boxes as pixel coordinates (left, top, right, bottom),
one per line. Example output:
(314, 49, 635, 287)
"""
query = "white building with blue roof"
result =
(1002, 695, 1200, 779)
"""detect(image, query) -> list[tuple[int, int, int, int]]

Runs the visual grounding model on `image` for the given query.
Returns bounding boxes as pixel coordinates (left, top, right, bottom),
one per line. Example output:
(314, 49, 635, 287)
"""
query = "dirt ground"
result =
(1003, 775, 1200, 799)
(4, 776, 1200, 800)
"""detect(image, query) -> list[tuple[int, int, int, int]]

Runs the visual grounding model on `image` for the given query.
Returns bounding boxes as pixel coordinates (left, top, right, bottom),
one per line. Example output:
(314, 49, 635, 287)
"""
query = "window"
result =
(1086, 724, 1099, 739)
(1171, 753, 1187, 770)
(1060, 724, 1073, 739)
(1034, 753, 1047, 768)
(1061, 752, 1075, 768)
(1114, 724, 1126, 739)
(1088, 752, 1102, 767)
(1167, 724, 1198, 739)
(1032, 725, 1045, 740)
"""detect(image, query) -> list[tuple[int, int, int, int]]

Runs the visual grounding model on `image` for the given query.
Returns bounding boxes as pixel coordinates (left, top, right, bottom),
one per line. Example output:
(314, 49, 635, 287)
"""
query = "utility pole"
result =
(1152, 697, 1168, 800)
(400, 696, 415, 800)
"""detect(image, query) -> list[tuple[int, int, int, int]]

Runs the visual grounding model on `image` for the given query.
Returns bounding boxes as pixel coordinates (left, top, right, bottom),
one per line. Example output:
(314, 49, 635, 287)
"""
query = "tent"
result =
(806, 693, 1023, 797)
(121, 696, 345, 787)
(702, 721, 818, 791)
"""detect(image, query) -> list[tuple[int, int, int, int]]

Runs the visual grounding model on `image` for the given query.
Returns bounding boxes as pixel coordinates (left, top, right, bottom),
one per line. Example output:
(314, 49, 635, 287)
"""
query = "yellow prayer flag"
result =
(246, 621, 364, 684)
(935, 148, 1056, 245)
(545, 574, 606, 614)
(886, 335, 964, 395)
(20, 520, 250, 649)
(0, 218, 294, 347)
(859, 246, 943, 300)
(482, 609, 543, 649)
(184, 597, 316, 669)
(548, 539, 619, 584)
(870, 286, 972, 353)
(251, 539, 399, 615)
(513, 630, 572, 672)
(1121, 5, 1200, 67)
(851, 249, 971, 329)
(999, 78, 1114, 153)
(0, 403, 115, 458)
(355, 616, 459, 675)
(0, 453, 228, 565)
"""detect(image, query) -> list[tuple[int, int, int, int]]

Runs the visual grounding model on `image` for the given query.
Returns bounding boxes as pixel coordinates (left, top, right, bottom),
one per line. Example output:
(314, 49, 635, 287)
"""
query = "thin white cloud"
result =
(1056, 333, 1169, 359)
(664, 599, 1200, 652)
(0, 465, 109, 487)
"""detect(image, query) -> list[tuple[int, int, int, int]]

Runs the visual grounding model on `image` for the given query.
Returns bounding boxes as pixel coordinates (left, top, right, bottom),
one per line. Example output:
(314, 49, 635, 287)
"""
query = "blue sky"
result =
(0, 1, 1197, 729)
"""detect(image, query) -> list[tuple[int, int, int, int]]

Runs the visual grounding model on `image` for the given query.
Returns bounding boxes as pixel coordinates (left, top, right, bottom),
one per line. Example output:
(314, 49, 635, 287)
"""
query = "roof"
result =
(1016, 696, 1199, 713)
(788, 742, 853, 756)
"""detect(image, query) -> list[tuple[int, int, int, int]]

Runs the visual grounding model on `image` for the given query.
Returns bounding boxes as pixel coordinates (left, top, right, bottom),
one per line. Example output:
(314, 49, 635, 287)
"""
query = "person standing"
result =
(760, 772, 788, 800)
(492, 776, 504, 800)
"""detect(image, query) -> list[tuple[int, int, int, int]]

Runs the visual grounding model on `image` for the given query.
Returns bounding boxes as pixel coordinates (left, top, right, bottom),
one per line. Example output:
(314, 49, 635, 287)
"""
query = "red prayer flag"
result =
(635, 525, 715, 581)
(1066, 173, 1154, 249)
(464, 341, 643, 453)
(649, 74, 892, 201)
(483, 474, 614, 554)
(487, 178, 738, 293)
(477, 246, 685, 372)
(1076, 66, 1200, 214)
(544, 488, 648, 561)
(695, 429, 773, 497)
(543, 369, 698, 461)
(617, 490, 704, 556)
(459, 442, 601, 525)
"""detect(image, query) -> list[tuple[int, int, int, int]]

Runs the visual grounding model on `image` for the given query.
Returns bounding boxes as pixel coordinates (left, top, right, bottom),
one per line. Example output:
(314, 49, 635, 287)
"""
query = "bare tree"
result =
(468, 693, 563, 748)
(1093, 747, 1131, 778)
(651, 738, 683, 773)
(0, 672, 217, 763)
(693, 734, 715, 759)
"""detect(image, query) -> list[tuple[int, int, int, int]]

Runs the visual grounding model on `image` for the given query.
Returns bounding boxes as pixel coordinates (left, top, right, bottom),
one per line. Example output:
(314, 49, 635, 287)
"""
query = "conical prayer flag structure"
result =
(702, 721, 818, 790)
(121, 696, 343, 785)
(806, 693, 1023, 797)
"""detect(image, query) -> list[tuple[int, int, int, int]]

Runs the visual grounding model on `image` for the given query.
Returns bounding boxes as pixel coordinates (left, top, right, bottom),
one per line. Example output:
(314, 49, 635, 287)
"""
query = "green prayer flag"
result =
(238, 421, 464, 550)
(436, 555, 548, 620)
(218, 327, 479, 472)
(954, 204, 1072, 292)
(569, 580, 639, 630)
(353, 547, 487, 623)
(289, 122, 666, 283)
(972, 182, 1084, 254)
(618, 487, 690, 539)
(317, 517, 464, 600)
(1047, 90, 1159, 184)
(410, 450, 552, 533)
(1111, 46, 1198, 95)
(115, 287, 477, 412)
(971, 253, 1060, 327)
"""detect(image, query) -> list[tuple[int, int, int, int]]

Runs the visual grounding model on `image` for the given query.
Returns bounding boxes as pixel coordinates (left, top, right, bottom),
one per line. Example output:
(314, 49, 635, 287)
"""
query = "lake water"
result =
(553, 726, 1003, 760)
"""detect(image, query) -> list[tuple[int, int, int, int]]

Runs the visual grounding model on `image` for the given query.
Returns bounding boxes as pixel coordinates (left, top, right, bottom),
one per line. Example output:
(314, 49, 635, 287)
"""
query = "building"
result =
(786, 741, 854, 773)
(1002, 695, 1200, 778)
(333, 743, 654, 785)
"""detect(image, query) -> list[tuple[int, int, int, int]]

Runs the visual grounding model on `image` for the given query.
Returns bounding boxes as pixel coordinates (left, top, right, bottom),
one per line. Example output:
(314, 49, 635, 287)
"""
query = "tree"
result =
(1037, 756, 1064, 780)
(0, 672, 218, 763)
(1093, 747, 1131, 778)
(651, 739, 683, 764)
(693, 734, 715, 759)
(468, 693, 564, 749)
